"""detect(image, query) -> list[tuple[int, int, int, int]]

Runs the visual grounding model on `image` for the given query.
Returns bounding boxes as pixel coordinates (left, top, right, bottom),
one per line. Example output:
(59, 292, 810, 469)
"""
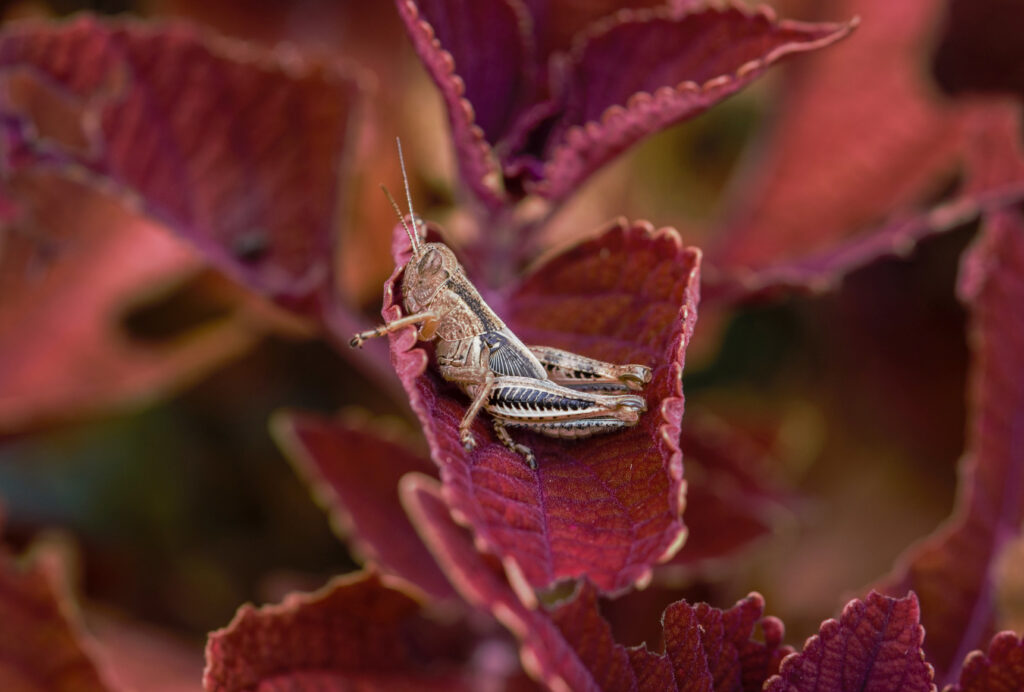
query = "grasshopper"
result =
(350, 140, 651, 469)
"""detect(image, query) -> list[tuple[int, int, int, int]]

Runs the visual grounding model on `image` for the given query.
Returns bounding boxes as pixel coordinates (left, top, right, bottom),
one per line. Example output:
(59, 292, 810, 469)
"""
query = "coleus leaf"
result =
(0, 15, 365, 313)
(401, 473, 792, 692)
(397, 0, 855, 206)
(204, 570, 479, 692)
(946, 632, 1024, 692)
(273, 410, 455, 600)
(876, 108, 1024, 683)
(0, 541, 113, 691)
(0, 172, 261, 434)
(764, 591, 935, 692)
(706, 0, 978, 295)
(383, 218, 700, 593)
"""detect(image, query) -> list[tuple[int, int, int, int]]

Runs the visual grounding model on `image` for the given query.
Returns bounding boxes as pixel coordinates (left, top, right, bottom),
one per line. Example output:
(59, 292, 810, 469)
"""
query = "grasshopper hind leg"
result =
(529, 346, 651, 392)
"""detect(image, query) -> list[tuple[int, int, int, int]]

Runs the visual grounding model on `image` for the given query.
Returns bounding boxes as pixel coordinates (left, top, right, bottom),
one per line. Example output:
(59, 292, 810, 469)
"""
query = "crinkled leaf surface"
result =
(0, 15, 364, 312)
(764, 591, 935, 692)
(0, 544, 112, 692)
(946, 632, 1024, 692)
(876, 110, 1024, 683)
(708, 0, 974, 287)
(204, 570, 478, 692)
(273, 411, 454, 600)
(384, 219, 700, 593)
(402, 474, 792, 692)
(398, 0, 855, 205)
(0, 172, 261, 434)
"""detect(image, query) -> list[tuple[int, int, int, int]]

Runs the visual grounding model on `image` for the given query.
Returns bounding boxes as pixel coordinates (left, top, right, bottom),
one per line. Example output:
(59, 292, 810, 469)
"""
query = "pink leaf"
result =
(402, 473, 792, 691)
(764, 591, 935, 692)
(0, 15, 365, 312)
(383, 219, 700, 593)
(273, 411, 454, 600)
(946, 632, 1024, 692)
(876, 107, 1024, 683)
(0, 172, 261, 434)
(203, 570, 479, 692)
(708, 0, 975, 286)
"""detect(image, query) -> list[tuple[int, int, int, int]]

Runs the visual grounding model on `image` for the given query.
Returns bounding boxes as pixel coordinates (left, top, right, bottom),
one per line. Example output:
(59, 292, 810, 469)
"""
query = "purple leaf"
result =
(764, 591, 935, 692)
(273, 411, 454, 600)
(383, 218, 700, 593)
(0, 15, 365, 312)
(946, 632, 1024, 692)
(397, 0, 855, 206)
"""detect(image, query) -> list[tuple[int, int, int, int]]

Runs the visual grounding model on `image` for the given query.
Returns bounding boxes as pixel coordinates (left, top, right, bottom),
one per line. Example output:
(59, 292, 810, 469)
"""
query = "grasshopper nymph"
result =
(350, 139, 652, 469)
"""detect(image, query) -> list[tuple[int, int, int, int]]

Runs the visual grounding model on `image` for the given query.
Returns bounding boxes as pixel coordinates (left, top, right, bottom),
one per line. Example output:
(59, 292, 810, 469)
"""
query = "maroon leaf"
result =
(273, 411, 454, 600)
(0, 543, 113, 692)
(0, 15, 365, 312)
(876, 109, 1024, 683)
(204, 570, 478, 692)
(401, 474, 607, 691)
(708, 0, 974, 287)
(662, 593, 792, 692)
(764, 591, 935, 692)
(398, 0, 855, 205)
(402, 473, 792, 691)
(383, 218, 700, 593)
(946, 632, 1024, 692)
(0, 172, 263, 434)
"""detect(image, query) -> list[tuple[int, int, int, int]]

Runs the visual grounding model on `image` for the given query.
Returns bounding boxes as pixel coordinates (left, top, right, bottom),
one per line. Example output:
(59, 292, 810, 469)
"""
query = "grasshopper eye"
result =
(417, 249, 444, 275)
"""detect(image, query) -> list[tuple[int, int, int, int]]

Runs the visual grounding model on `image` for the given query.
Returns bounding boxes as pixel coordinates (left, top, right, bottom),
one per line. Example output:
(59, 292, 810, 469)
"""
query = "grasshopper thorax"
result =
(401, 241, 461, 313)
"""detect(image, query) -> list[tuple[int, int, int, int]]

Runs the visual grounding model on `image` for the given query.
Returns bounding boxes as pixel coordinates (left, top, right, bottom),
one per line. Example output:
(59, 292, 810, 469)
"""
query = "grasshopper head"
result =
(402, 242, 459, 312)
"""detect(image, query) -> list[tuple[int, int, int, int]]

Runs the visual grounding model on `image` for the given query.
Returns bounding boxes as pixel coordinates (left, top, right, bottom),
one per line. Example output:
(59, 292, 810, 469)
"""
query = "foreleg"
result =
(349, 311, 438, 348)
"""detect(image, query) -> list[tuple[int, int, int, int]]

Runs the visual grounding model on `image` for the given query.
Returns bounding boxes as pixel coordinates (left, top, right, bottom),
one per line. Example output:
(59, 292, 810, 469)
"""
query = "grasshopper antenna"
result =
(381, 184, 419, 257)
(395, 137, 422, 255)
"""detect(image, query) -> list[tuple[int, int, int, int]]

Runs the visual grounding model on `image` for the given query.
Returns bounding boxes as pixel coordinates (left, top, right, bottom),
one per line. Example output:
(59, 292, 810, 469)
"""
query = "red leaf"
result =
(398, 0, 854, 205)
(946, 632, 1024, 692)
(383, 219, 700, 593)
(764, 591, 935, 692)
(203, 571, 478, 692)
(535, 5, 856, 201)
(402, 473, 792, 691)
(0, 15, 364, 311)
(709, 0, 974, 284)
(876, 108, 1024, 683)
(0, 544, 113, 692)
(273, 411, 454, 600)
(0, 172, 260, 434)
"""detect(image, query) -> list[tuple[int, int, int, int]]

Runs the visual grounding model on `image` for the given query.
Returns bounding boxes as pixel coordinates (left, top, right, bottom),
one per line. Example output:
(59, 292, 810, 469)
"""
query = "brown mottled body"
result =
(350, 142, 651, 469)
